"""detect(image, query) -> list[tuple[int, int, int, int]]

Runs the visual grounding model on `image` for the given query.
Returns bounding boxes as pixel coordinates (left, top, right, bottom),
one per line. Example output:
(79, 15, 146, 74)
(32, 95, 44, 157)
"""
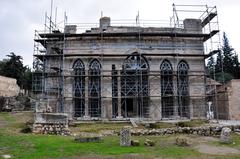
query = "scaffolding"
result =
(32, 4, 225, 121)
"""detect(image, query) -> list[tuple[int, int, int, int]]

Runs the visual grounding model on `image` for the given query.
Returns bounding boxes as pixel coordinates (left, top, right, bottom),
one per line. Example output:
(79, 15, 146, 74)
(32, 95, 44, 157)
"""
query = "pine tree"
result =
(222, 32, 235, 75)
(215, 51, 223, 74)
(207, 32, 240, 83)
(206, 56, 215, 79)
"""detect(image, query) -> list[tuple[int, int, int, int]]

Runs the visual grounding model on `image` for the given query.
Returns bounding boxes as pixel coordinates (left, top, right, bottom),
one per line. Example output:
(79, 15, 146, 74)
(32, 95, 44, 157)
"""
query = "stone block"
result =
(220, 127, 232, 144)
(120, 127, 131, 146)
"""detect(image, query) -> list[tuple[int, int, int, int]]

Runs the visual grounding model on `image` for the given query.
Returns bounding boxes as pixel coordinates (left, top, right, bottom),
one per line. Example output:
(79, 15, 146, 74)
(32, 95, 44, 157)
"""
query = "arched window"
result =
(121, 52, 149, 118)
(177, 60, 189, 118)
(160, 60, 174, 118)
(89, 59, 101, 117)
(73, 59, 85, 117)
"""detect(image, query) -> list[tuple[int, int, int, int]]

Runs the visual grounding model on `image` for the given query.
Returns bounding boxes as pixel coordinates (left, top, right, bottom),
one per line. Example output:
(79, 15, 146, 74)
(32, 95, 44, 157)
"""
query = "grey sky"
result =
(0, 0, 239, 66)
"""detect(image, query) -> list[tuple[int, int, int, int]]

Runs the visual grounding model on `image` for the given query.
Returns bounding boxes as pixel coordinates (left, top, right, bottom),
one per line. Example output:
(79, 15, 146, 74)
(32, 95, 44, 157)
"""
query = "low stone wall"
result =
(131, 125, 240, 136)
(33, 123, 70, 135)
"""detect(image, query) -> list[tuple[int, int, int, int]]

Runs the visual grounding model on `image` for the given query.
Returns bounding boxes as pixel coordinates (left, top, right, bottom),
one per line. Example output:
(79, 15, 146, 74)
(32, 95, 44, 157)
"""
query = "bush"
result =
(176, 121, 191, 127)
(20, 125, 32, 133)
(176, 120, 208, 127)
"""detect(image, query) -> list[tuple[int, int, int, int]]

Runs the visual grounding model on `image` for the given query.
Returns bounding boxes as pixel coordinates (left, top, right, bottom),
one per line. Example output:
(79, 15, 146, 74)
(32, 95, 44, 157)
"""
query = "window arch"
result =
(89, 59, 101, 117)
(121, 53, 149, 118)
(160, 59, 174, 118)
(73, 59, 85, 117)
(177, 60, 189, 118)
(123, 52, 149, 70)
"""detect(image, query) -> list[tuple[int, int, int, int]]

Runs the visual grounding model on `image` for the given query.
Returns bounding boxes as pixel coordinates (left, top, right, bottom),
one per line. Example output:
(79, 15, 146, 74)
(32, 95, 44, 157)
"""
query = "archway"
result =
(121, 52, 149, 118)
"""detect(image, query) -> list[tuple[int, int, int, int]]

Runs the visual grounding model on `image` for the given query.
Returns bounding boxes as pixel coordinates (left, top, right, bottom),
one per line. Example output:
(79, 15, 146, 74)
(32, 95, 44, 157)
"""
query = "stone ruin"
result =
(220, 127, 232, 144)
(32, 98, 70, 135)
(120, 127, 131, 146)
(33, 113, 70, 135)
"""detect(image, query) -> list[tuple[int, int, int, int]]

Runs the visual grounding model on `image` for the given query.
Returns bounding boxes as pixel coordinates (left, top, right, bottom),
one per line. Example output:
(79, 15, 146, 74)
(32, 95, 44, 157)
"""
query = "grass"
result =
(175, 119, 209, 127)
(71, 122, 131, 133)
(0, 134, 202, 159)
(0, 112, 240, 159)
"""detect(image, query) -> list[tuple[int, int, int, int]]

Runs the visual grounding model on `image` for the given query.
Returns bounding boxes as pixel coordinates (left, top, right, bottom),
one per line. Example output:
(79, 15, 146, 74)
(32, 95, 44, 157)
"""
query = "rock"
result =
(1, 155, 11, 159)
(220, 127, 232, 144)
(144, 123, 150, 128)
(75, 136, 102, 143)
(131, 140, 140, 146)
(144, 139, 155, 146)
(176, 137, 189, 146)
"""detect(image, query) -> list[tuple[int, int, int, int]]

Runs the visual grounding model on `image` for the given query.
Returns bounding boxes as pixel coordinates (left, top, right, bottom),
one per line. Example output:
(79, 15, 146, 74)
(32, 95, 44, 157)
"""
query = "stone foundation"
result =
(33, 113, 70, 135)
(33, 123, 70, 135)
(130, 125, 240, 136)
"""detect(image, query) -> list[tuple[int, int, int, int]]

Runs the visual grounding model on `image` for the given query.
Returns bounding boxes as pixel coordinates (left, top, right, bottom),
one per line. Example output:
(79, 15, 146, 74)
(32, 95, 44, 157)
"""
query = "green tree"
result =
(215, 51, 223, 74)
(0, 52, 32, 90)
(209, 32, 240, 83)
(222, 32, 235, 76)
(206, 56, 215, 79)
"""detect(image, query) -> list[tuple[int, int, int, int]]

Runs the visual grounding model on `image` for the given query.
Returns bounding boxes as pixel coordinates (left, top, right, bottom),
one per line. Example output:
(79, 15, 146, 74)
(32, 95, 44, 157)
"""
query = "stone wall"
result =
(0, 75, 20, 97)
(33, 113, 70, 135)
(33, 123, 70, 135)
(130, 125, 240, 136)
(227, 80, 240, 120)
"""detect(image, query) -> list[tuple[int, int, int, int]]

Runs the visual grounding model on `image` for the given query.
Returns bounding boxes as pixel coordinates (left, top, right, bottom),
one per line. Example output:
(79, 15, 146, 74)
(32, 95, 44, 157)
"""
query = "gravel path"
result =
(195, 144, 240, 155)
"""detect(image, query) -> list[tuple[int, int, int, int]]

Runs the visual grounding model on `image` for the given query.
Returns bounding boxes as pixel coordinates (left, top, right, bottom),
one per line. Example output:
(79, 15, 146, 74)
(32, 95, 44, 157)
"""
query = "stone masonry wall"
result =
(0, 75, 20, 97)
(228, 80, 240, 120)
(33, 123, 70, 135)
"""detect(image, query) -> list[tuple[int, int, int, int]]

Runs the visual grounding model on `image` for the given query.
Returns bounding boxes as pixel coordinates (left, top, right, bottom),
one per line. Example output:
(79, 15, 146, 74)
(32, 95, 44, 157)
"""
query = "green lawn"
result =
(0, 134, 203, 159)
(0, 112, 240, 159)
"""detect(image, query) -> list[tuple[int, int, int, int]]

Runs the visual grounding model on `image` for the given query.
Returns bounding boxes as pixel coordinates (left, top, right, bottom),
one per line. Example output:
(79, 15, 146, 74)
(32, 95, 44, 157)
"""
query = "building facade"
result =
(33, 13, 218, 121)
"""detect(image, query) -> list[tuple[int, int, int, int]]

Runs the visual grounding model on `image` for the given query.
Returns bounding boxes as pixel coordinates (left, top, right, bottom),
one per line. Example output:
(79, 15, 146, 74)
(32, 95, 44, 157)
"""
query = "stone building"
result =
(33, 7, 219, 121)
(209, 79, 240, 120)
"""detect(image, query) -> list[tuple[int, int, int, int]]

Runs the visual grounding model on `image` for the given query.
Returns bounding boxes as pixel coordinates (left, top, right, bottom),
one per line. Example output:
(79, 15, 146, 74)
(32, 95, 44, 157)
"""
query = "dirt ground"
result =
(177, 135, 240, 155)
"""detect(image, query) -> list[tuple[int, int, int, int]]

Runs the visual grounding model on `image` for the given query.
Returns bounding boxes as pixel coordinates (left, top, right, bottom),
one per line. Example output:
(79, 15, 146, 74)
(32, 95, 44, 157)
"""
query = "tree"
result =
(206, 56, 215, 79)
(0, 52, 32, 90)
(207, 32, 240, 83)
(222, 32, 235, 75)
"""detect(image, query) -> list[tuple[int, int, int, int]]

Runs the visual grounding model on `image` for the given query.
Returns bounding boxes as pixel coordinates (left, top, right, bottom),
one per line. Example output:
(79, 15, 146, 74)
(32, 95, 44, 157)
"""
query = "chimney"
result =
(183, 19, 202, 33)
(64, 25, 77, 34)
(100, 17, 110, 31)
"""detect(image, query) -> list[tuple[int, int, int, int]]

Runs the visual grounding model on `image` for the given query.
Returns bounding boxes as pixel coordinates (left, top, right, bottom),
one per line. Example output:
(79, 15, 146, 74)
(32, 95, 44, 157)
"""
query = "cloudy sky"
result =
(0, 0, 239, 67)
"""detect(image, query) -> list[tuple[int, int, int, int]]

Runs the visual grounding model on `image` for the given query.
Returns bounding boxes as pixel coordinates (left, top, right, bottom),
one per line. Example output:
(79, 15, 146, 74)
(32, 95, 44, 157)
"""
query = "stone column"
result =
(149, 72, 161, 120)
(173, 75, 179, 117)
(117, 69, 123, 118)
(84, 70, 89, 118)
(101, 70, 112, 119)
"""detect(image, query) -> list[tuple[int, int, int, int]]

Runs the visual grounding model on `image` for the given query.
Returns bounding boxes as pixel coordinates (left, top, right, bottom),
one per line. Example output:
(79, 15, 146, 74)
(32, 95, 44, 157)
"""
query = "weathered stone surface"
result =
(120, 127, 131, 146)
(227, 80, 240, 120)
(0, 75, 20, 97)
(176, 137, 189, 146)
(130, 125, 240, 136)
(220, 127, 232, 143)
(33, 123, 70, 135)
